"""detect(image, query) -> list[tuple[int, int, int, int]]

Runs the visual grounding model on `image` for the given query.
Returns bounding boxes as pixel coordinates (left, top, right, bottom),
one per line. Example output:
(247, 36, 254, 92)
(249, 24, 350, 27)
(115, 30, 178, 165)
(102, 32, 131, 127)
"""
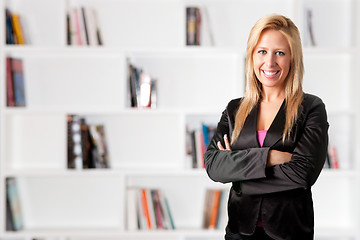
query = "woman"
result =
(204, 14, 329, 240)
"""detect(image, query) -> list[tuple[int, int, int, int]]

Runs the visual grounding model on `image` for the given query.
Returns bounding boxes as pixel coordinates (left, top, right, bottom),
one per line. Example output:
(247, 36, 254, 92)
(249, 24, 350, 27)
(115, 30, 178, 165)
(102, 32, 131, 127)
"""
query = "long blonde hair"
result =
(231, 14, 304, 144)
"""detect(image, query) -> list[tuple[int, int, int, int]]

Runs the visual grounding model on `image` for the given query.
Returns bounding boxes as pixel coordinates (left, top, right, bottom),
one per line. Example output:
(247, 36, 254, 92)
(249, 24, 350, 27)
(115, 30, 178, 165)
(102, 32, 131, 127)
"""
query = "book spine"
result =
(186, 7, 196, 45)
(6, 178, 23, 231)
(11, 58, 26, 106)
(208, 190, 221, 229)
(140, 189, 152, 229)
(6, 57, 15, 107)
(6, 9, 14, 44)
(11, 14, 25, 44)
(81, 7, 90, 45)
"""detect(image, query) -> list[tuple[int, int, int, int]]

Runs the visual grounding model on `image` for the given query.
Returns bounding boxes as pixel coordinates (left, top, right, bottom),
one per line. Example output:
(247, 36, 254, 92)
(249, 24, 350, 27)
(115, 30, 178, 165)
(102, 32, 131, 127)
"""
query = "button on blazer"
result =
(204, 93, 329, 240)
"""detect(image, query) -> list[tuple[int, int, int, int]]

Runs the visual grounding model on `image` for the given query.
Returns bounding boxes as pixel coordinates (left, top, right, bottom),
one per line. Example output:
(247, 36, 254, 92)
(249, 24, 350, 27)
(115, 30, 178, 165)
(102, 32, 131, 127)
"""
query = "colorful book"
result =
(11, 13, 25, 44)
(6, 57, 15, 106)
(10, 58, 26, 106)
(6, 178, 24, 231)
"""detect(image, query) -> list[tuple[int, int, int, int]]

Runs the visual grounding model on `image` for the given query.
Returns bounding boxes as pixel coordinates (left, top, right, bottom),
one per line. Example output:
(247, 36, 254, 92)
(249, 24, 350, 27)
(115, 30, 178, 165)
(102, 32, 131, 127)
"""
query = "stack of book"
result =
(202, 189, 227, 230)
(186, 123, 216, 168)
(67, 115, 110, 169)
(128, 63, 157, 109)
(6, 57, 26, 107)
(67, 6, 102, 46)
(5, 8, 26, 45)
(127, 188, 175, 231)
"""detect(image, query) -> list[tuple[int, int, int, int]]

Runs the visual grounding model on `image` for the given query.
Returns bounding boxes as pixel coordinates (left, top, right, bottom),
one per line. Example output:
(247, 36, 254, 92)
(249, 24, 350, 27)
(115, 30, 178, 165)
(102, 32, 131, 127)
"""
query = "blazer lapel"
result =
(234, 102, 259, 149)
(263, 99, 286, 147)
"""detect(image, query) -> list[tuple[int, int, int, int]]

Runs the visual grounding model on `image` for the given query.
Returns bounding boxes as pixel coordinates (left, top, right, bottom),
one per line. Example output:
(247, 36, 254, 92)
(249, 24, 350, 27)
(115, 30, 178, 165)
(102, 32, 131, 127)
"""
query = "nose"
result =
(265, 53, 276, 68)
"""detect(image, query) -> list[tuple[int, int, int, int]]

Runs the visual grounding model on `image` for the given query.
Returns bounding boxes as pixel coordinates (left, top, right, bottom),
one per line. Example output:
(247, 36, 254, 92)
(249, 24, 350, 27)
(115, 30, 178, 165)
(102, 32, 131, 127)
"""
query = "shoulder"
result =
(301, 93, 326, 110)
(226, 97, 243, 113)
(299, 93, 328, 127)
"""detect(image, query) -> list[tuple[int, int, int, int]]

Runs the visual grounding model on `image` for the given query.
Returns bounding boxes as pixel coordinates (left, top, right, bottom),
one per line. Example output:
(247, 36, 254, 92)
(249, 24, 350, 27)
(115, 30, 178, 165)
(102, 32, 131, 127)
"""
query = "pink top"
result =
(257, 130, 268, 227)
(257, 130, 267, 147)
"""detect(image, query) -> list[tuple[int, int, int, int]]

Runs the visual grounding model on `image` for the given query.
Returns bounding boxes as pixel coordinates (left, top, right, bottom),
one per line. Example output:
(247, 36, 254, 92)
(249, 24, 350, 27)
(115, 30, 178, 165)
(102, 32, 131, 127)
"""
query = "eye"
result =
(275, 51, 285, 56)
(258, 50, 266, 54)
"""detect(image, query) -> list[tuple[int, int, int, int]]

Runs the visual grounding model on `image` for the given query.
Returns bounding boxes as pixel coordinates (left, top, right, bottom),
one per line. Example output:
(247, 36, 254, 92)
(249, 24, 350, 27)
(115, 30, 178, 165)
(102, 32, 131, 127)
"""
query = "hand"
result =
(267, 150, 292, 167)
(217, 134, 232, 151)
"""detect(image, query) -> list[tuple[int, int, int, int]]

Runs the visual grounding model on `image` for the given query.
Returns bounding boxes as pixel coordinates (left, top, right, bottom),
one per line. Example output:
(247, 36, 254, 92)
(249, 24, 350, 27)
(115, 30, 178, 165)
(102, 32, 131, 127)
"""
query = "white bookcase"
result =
(1, 0, 359, 239)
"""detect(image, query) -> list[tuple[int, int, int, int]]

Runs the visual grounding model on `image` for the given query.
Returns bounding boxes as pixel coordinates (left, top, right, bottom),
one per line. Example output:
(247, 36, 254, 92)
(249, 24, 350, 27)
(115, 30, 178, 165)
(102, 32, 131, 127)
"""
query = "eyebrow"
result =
(255, 46, 288, 51)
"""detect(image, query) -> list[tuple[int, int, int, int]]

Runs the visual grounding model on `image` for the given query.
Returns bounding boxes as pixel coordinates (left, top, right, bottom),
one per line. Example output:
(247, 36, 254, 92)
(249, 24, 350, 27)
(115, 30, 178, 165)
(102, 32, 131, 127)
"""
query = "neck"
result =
(261, 87, 285, 103)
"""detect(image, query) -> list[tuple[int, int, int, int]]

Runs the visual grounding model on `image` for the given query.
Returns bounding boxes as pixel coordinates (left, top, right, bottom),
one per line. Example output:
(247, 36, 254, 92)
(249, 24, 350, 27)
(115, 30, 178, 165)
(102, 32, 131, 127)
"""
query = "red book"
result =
(6, 57, 15, 106)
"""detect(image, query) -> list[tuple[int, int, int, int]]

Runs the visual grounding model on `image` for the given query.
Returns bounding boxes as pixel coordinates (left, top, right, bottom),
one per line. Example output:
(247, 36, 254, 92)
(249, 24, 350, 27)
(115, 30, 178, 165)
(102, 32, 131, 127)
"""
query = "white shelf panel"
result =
(2, 227, 356, 239)
(3, 45, 243, 56)
(2, 168, 210, 178)
(2, 228, 225, 240)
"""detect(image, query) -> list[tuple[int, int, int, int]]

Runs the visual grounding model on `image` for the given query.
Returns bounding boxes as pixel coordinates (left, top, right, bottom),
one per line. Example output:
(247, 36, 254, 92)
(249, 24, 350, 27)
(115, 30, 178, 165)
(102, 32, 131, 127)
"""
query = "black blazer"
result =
(204, 94, 329, 240)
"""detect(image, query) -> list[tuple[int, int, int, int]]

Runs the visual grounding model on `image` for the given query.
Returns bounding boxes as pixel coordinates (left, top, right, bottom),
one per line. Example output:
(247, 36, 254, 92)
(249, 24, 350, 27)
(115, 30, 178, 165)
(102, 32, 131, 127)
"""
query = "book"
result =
(139, 73, 152, 108)
(5, 9, 15, 44)
(127, 188, 175, 230)
(201, 5, 215, 46)
(186, 7, 197, 45)
(6, 178, 24, 231)
(202, 189, 227, 229)
(73, 8, 83, 45)
(329, 146, 339, 169)
(126, 188, 139, 231)
(68, 115, 83, 169)
(140, 189, 152, 229)
(151, 189, 164, 229)
(188, 123, 216, 168)
(11, 13, 25, 44)
(89, 124, 110, 168)
(128, 63, 157, 109)
(10, 58, 26, 106)
(158, 189, 175, 229)
(80, 118, 94, 169)
(305, 8, 316, 46)
(81, 7, 90, 45)
(208, 190, 221, 229)
(6, 57, 15, 106)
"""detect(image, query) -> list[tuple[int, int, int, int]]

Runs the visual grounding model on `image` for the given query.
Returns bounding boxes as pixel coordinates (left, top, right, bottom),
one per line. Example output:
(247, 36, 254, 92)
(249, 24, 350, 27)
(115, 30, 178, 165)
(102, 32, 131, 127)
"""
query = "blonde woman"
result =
(204, 14, 328, 240)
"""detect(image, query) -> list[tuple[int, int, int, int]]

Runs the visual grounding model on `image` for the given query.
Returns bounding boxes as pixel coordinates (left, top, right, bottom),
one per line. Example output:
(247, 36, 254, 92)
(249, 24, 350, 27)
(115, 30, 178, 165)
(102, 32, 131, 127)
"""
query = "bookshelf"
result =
(1, 0, 359, 240)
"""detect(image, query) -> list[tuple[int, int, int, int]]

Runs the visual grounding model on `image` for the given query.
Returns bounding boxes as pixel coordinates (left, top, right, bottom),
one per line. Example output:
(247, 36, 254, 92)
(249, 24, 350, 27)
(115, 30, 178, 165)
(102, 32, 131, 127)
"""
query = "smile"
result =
(262, 70, 280, 78)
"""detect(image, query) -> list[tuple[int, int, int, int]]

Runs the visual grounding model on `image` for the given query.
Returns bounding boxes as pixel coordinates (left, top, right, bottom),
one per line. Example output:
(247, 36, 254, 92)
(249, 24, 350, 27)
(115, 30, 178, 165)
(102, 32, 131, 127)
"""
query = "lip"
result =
(261, 69, 280, 79)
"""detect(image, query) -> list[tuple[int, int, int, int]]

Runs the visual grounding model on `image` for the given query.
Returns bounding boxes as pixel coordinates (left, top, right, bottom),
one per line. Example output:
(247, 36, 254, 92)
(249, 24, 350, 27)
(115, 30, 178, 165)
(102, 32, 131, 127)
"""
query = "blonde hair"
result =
(231, 14, 304, 144)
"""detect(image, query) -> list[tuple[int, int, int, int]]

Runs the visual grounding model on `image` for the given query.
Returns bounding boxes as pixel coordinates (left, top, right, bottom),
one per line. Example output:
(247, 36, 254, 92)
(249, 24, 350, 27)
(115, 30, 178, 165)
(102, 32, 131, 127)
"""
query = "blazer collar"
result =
(236, 99, 286, 149)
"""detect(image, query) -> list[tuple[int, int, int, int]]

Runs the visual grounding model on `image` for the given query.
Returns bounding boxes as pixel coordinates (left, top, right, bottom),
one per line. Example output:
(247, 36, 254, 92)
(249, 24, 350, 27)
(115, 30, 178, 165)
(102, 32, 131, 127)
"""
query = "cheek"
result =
(281, 59, 291, 74)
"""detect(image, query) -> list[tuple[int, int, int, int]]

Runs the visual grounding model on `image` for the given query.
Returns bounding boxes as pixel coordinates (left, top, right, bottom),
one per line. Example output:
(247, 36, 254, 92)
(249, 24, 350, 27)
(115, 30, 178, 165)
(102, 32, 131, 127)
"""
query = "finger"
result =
(224, 134, 231, 150)
(217, 141, 225, 150)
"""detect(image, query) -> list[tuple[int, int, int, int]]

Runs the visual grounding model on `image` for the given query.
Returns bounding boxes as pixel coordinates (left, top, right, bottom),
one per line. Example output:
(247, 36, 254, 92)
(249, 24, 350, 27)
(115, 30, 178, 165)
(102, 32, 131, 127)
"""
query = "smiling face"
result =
(253, 29, 291, 92)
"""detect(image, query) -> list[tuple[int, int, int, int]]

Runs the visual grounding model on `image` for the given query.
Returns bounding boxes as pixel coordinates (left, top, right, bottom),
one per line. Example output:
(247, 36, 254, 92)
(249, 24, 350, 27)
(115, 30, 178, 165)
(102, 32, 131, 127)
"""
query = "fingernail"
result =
(224, 134, 227, 139)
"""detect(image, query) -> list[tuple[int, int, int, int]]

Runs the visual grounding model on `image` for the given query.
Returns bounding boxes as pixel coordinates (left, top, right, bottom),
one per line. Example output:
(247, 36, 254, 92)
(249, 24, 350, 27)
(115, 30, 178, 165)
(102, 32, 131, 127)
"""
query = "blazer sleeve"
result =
(240, 97, 329, 195)
(204, 103, 269, 183)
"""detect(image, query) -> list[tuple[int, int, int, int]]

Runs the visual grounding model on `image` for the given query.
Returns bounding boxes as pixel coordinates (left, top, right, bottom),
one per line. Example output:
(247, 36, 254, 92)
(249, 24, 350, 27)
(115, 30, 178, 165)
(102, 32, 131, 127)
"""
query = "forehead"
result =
(256, 29, 290, 49)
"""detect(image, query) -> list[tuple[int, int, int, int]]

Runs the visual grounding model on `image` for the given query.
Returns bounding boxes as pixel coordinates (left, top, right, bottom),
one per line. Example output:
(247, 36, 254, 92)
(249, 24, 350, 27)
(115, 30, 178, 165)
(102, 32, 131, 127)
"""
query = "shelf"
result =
(1, 168, 209, 178)
(3, 45, 243, 56)
(2, 106, 225, 116)
(2, 0, 359, 239)
(2, 228, 225, 239)
(3, 167, 356, 179)
(2, 227, 356, 239)
(320, 169, 358, 178)
(315, 226, 357, 238)
(303, 46, 356, 55)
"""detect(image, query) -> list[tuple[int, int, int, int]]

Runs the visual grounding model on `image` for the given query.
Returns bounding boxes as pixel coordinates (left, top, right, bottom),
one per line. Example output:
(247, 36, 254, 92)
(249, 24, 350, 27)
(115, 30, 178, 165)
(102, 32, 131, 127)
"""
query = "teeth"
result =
(263, 70, 278, 76)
